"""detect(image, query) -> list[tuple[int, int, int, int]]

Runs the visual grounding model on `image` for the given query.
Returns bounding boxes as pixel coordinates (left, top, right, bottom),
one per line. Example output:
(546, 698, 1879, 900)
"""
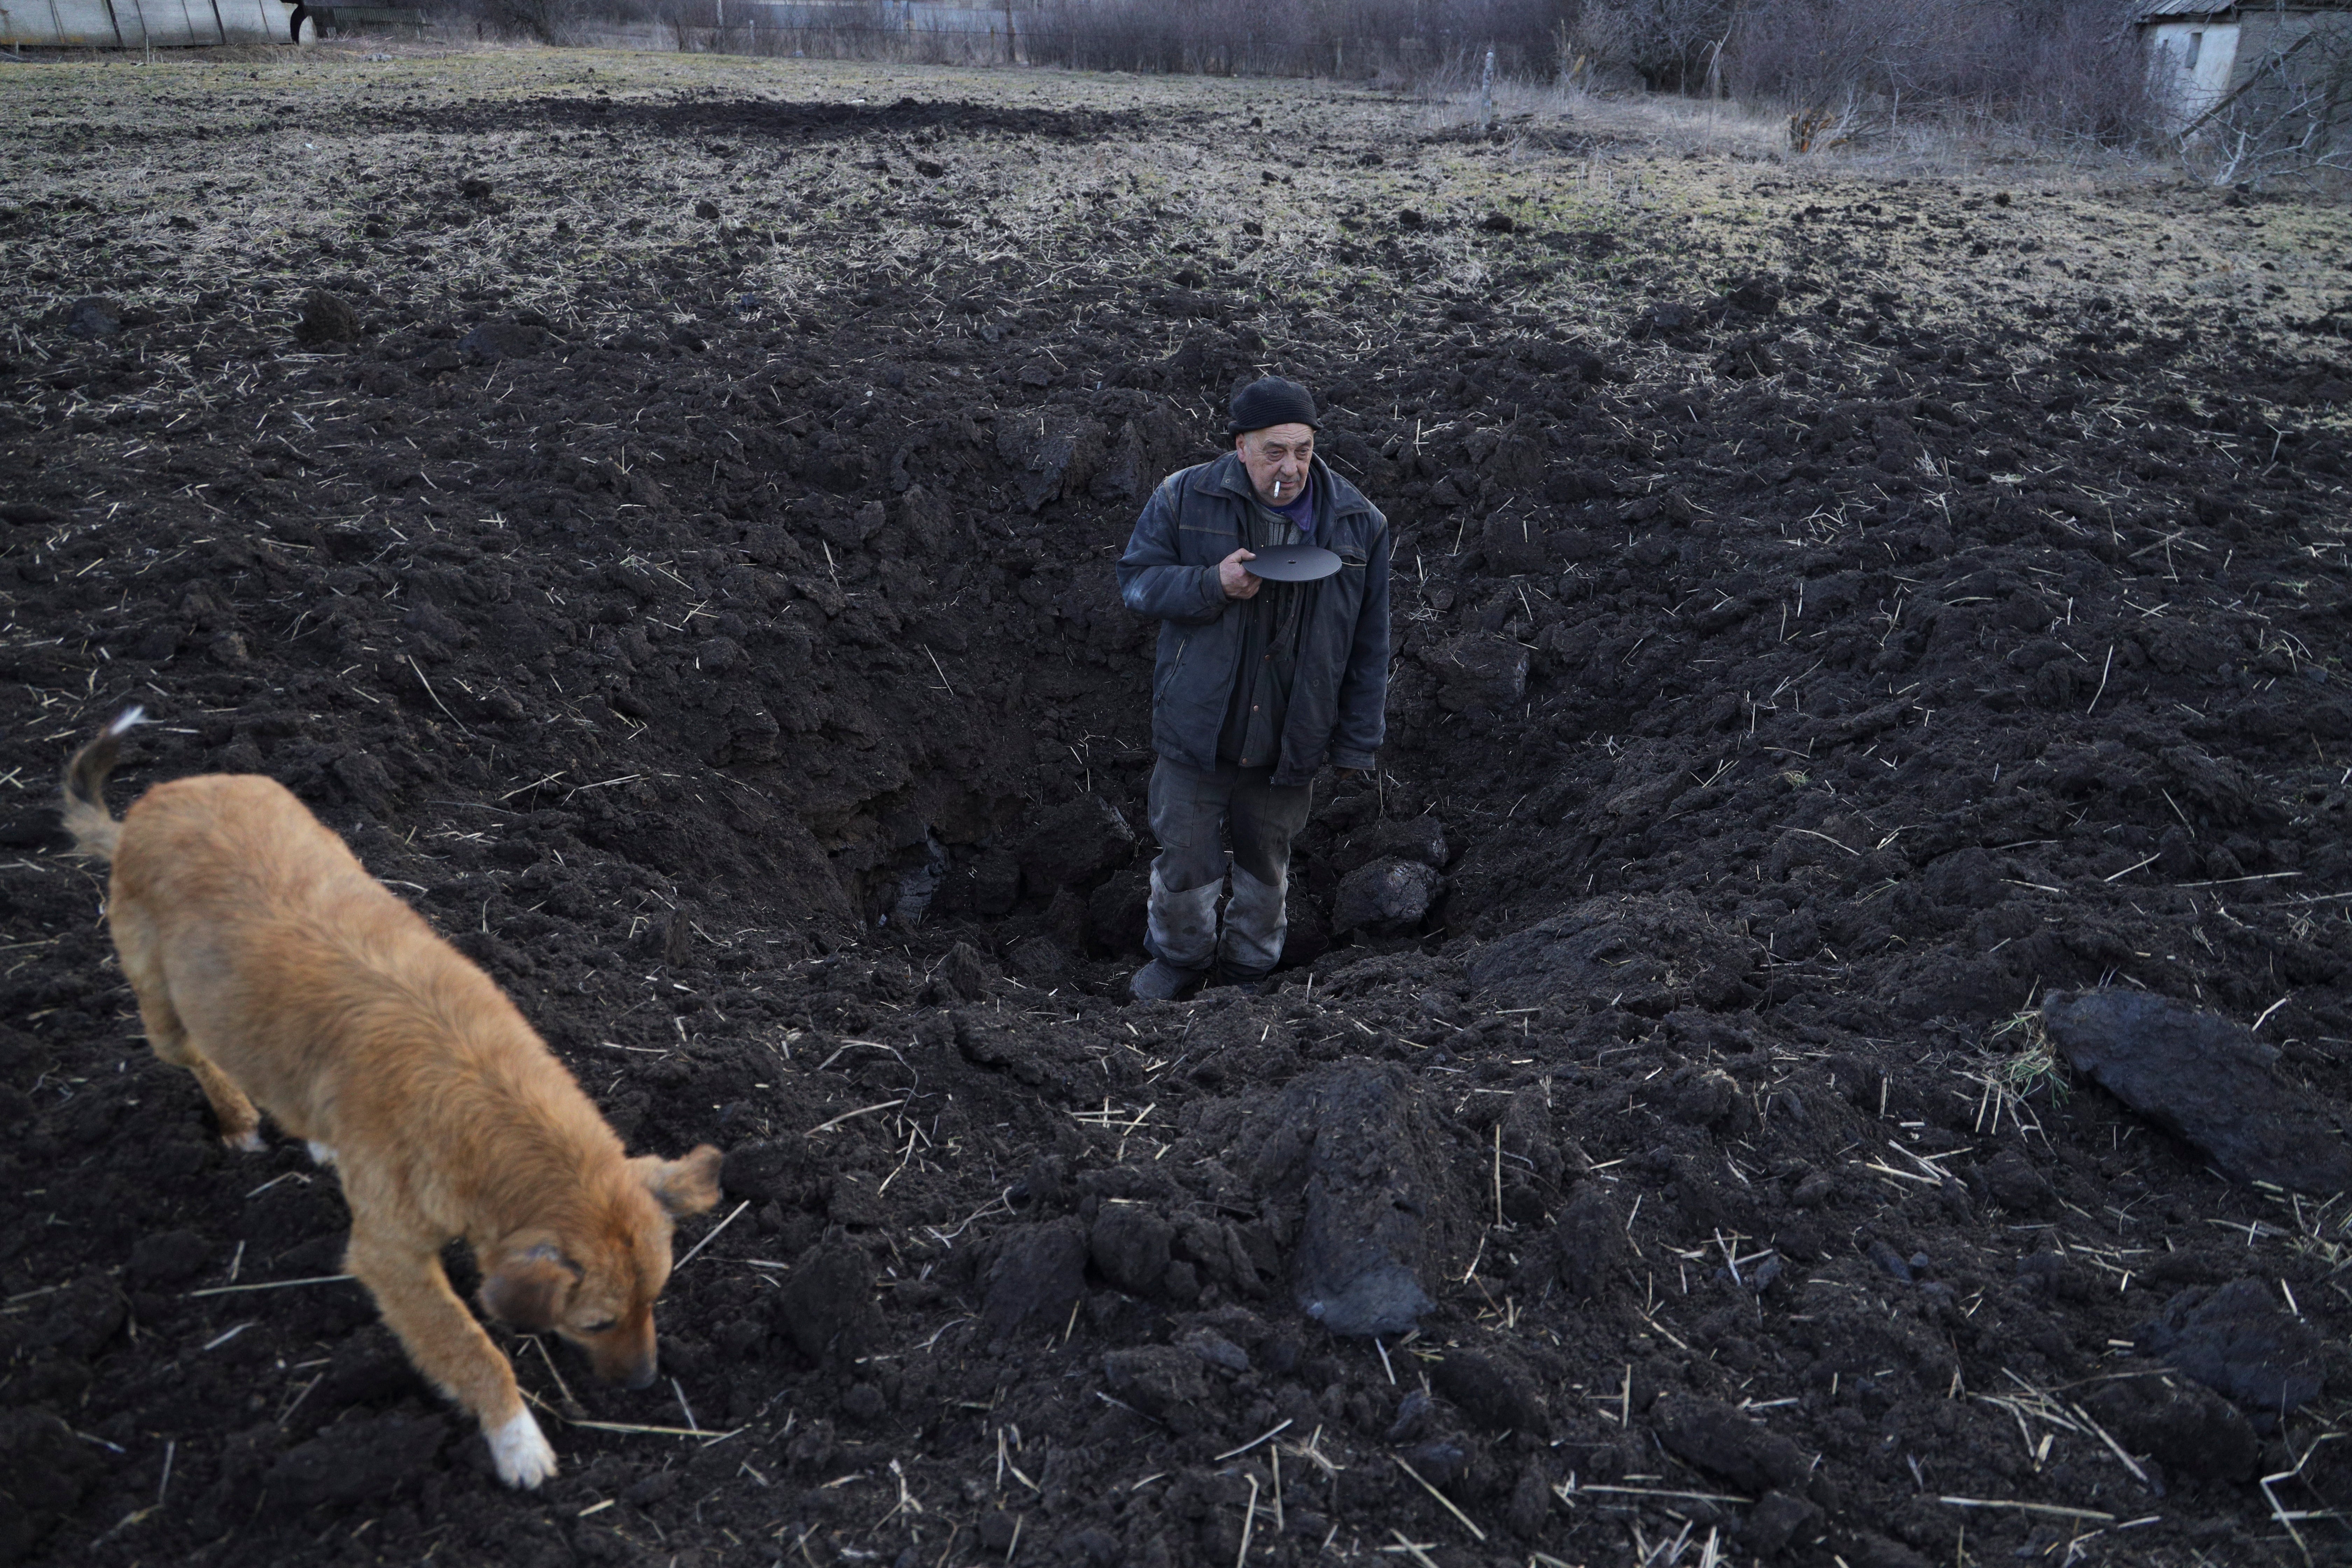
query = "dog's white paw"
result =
(306, 1141, 338, 1166)
(225, 1129, 265, 1153)
(487, 1409, 557, 1490)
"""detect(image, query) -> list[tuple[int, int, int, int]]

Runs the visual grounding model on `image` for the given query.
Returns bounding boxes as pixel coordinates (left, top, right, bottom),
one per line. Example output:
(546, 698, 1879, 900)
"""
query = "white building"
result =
(2138, 0, 2352, 129)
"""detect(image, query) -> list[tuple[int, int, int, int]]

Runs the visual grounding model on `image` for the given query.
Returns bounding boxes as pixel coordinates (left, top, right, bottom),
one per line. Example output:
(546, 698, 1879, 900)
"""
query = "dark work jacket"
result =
(1115, 451, 1391, 788)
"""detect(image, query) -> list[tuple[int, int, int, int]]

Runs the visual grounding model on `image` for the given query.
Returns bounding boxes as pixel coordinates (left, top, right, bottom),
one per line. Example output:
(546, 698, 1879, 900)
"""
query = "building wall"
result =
(2147, 19, 2242, 123)
(2233, 6, 2352, 90)
(1, 0, 291, 45)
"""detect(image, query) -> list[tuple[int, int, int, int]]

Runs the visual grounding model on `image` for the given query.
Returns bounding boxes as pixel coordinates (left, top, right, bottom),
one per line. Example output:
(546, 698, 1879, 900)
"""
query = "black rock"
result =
(1331, 857, 1440, 936)
(2041, 989, 2352, 1194)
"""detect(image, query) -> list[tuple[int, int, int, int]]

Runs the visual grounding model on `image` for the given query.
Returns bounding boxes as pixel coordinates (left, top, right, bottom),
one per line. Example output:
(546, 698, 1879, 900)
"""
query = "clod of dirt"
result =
(1470, 896, 1757, 1014)
(2081, 1373, 2261, 1485)
(1479, 212, 1516, 233)
(1101, 1345, 1214, 1433)
(1088, 1202, 1176, 1296)
(264, 1413, 449, 1506)
(458, 176, 492, 200)
(1528, 1182, 1626, 1300)
(124, 1226, 211, 1287)
(457, 321, 555, 364)
(1238, 1063, 1450, 1337)
(913, 158, 946, 177)
(0, 1409, 105, 1563)
(1332, 815, 1449, 876)
(1424, 635, 1528, 712)
(1629, 300, 1714, 341)
(294, 288, 360, 346)
(721, 1136, 813, 1205)
(2135, 1276, 2328, 1424)
(1746, 1489, 1826, 1553)
(0, 501, 63, 525)
(1428, 1349, 1544, 1432)
(2040, 989, 2352, 1194)
(983, 1219, 1088, 1341)
(62, 297, 119, 339)
(1331, 857, 1440, 936)
(1650, 1392, 1808, 1491)
(1977, 1147, 2056, 1216)
(938, 940, 994, 1000)
(775, 1240, 880, 1363)
(694, 198, 720, 219)
(817, 498, 887, 549)
(1019, 793, 1135, 893)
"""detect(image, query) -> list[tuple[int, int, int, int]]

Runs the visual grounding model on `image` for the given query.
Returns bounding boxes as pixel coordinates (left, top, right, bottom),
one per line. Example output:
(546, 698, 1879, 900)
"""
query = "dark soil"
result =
(5, 52, 2352, 1568)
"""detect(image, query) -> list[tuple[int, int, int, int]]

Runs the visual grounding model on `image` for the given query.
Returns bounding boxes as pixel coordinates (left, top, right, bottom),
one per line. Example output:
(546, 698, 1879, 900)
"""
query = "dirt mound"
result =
(3, 52, 2351, 1568)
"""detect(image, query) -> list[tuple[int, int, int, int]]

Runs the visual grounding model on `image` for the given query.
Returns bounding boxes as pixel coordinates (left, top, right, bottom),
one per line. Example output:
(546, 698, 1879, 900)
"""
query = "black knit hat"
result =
(1227, 377, 1318, 437)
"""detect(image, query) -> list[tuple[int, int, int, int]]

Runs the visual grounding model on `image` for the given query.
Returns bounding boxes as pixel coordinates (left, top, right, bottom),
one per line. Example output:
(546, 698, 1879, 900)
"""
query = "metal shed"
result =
(1, 0, 298, 46)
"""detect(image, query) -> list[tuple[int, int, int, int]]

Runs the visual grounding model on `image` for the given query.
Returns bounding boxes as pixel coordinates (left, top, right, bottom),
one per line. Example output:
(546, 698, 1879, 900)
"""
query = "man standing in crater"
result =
(1116, 377, 1392, 1001)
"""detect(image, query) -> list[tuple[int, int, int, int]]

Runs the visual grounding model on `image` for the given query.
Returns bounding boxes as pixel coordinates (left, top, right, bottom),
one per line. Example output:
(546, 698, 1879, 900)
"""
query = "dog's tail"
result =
(60, 707, 147, 862)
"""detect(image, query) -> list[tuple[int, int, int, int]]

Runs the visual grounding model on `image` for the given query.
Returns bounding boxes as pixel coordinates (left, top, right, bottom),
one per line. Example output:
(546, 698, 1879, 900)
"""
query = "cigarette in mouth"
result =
(1272, 479, 1289, 497)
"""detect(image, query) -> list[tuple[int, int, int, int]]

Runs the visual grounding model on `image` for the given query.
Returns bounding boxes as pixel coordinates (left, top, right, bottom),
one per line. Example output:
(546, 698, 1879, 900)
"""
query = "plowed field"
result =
(5, 44, 2352, 1568)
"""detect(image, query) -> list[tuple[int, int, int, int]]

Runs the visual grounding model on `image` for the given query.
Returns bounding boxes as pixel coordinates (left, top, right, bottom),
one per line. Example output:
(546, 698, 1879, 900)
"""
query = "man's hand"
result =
(1218, 548, 1261, 601)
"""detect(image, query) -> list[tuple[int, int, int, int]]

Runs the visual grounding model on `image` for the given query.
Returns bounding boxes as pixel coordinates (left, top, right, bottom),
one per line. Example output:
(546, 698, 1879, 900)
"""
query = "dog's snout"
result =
(590, 1316, 660, 1389)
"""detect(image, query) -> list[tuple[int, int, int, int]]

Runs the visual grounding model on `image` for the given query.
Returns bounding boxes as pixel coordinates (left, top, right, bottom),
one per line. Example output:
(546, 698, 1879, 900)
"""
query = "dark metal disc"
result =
(1242, 544, 1342, 582)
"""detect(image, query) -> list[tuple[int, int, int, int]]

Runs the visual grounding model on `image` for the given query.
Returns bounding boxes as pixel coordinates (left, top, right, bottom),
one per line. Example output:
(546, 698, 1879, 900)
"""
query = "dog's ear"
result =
(480, 1236, 575, 1330)
(632, 1145, 724, 1217)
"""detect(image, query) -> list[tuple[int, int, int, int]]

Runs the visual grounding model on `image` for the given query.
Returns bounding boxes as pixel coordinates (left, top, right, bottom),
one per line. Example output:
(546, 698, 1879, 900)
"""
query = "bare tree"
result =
(2190, 24, 2352, 189)
(1726, 0, 2159, 146)
(1575, 0, 1734, 90)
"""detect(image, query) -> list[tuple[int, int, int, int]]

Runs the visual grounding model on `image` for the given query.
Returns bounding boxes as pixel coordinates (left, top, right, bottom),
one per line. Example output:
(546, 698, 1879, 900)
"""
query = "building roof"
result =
(2139, 0, 2352, 14)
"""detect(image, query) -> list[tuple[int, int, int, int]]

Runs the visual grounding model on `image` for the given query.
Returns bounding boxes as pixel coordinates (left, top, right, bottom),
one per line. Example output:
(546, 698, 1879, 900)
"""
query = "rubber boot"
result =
(1217, 862, 1287, 983)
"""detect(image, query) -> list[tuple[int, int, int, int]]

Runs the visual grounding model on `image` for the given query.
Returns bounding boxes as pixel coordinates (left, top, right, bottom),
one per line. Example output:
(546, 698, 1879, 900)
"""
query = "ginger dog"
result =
(62, 709, 722, 1489)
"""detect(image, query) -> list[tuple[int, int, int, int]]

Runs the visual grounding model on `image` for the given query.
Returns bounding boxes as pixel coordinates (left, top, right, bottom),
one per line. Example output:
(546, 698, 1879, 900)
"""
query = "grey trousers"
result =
(1144, 758, 1314, 979)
